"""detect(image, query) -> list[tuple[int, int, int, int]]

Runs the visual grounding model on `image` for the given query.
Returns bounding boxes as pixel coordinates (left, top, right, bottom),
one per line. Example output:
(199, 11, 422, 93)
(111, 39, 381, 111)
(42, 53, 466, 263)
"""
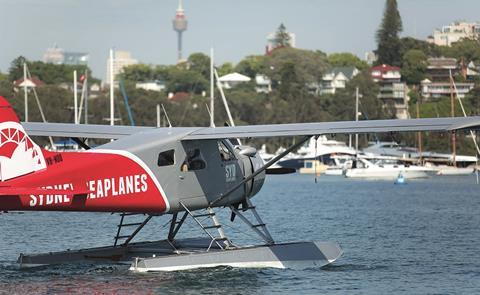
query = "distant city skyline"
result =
(1, 0, 480, 80)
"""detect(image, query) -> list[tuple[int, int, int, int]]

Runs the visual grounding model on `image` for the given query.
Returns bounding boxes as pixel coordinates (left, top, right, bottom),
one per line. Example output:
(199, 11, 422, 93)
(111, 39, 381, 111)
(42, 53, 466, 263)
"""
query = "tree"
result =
(441, 39, 480, 64)
(187, 53, 211, 80)
(401, 49, 427, 85)
(327, 53, 369, 70)
(264, 47, 329, 86)
(0, 80, 13, 99)
(122, 64, 154, 82)
(273, 23, 291, 49)
(277, 61, 302, 101)
(0, 71, 7, 81)
(235, 55, 266, 78)
(376, 0, 403, 66)
(329, 72, 383, 121)
(217, 62, 234, 76)
(8, 56, 94, 84)
(399, 37, 442, 61)
(8, 56, 28, 81)
(165, 67, 208, 94)
(465, 86, 480, 116)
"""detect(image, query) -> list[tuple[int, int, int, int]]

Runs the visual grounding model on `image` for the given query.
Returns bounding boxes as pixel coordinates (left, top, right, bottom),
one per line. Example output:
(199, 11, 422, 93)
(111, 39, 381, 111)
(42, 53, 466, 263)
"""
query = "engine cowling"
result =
(235, 145, 266, 199)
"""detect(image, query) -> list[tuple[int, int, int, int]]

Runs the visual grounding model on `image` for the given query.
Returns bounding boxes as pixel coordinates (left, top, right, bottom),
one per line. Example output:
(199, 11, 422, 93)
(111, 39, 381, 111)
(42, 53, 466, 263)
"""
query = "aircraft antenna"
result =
(161, 104, 172, 128)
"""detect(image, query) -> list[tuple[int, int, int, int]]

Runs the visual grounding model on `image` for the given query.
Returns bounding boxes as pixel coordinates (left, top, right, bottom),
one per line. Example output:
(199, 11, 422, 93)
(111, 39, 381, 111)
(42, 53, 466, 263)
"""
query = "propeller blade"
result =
(265, 167, 296, 175)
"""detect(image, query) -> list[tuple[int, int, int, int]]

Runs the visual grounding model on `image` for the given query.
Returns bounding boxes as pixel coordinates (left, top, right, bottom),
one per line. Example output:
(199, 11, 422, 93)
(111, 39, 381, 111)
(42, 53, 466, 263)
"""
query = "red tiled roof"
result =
(13, 77, 45, 87)
(370, 64, 401, 73)
(169, 92, 190, 102)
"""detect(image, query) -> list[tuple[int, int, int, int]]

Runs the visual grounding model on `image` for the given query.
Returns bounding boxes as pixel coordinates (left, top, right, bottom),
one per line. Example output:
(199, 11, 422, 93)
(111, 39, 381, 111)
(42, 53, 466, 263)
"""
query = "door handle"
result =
(179, 175, 184, 180)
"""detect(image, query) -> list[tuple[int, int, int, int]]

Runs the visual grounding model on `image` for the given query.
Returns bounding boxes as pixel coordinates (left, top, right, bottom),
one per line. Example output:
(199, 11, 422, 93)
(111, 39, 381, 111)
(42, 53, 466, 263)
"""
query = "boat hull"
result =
(345, 168, 429, 179)
(437, 167, 475, 176)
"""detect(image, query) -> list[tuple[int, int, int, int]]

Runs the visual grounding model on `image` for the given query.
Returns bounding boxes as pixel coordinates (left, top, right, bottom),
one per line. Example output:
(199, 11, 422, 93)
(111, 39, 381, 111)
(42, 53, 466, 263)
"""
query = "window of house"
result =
(217, 141, 235, 162)
(181, 149, 206, 171)
(158, 149, 175, 167)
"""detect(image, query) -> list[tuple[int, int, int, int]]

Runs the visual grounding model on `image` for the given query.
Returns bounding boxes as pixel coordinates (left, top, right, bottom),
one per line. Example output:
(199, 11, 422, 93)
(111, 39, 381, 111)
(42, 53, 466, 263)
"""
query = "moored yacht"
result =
(363, 141, 478, 169)
(277, 136, 356, 170)
(344, 158, 431, 180)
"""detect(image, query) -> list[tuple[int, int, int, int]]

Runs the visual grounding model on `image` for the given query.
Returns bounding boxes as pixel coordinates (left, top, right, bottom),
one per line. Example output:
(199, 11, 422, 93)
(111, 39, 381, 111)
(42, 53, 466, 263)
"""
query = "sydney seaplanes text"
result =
(29, 173, 149, 207)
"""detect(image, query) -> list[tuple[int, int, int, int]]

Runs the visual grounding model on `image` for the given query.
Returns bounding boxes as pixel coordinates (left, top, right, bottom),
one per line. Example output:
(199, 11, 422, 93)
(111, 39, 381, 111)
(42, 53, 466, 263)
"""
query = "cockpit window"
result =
(218, 141, 235, 162)
(158, 149, 175, 167)
(181, 149, 206, 171)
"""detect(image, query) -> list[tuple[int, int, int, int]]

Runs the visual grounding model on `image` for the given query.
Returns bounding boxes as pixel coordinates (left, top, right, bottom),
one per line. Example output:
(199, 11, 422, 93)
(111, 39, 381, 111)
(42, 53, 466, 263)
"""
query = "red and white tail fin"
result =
(0, 96, 46, 181)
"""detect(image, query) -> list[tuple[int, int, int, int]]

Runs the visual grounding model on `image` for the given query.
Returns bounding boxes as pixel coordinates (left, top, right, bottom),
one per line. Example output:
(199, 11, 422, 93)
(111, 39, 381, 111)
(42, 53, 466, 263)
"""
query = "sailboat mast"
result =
(110, 48, 115, 126)
(450, 70, 456, 167)
(416, 100, 422, 163)
(23, 62, 28, 122)
(355, 87, 359, 152)
(84, 70, 88, 124)
(210, 48, 215, 127)
(74, 70, 78, 124)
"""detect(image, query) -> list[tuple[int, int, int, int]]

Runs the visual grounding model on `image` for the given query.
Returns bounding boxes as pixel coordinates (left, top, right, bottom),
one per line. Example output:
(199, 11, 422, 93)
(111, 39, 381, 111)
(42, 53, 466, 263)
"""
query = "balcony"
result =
(378, 93, 405, 100)
(382, 72, 401, 80)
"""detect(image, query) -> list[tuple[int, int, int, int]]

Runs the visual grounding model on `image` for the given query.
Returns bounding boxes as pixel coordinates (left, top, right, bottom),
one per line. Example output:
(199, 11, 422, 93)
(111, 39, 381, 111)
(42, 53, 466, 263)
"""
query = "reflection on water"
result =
(1, 174, 480, 293)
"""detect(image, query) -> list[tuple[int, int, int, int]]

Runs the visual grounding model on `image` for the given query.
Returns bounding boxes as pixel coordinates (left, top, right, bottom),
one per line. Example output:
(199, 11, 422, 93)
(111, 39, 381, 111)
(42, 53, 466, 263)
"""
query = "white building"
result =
(218, 72, 251, 89)
(255, 74, 272, 93)
(421, 79, 474, 99)
(43, 45, 64, 64)
(427, 21, 480, 46)
(320, 67, 359, 95)
(370, 64, 410, 119)
(43, 44, 89, 65)
(105, 50, 138, 85)
(364, 51, 377, 65)
(136, 80, 166, 92)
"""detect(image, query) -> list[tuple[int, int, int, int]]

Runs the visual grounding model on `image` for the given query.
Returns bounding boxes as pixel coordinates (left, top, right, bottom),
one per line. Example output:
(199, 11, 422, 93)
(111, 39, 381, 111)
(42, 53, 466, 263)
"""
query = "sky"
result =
(1, 0, 480, 80)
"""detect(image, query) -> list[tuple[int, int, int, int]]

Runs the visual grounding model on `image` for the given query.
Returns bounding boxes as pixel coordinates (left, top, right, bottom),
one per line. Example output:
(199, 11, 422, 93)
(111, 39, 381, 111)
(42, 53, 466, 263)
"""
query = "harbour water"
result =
(1, 174, 479, 294)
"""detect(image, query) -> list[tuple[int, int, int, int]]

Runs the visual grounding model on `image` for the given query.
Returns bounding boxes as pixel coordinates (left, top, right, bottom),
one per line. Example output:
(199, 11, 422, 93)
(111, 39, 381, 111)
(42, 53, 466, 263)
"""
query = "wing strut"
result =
(210, 136, 312, 206)
(72, 137, 91, 150)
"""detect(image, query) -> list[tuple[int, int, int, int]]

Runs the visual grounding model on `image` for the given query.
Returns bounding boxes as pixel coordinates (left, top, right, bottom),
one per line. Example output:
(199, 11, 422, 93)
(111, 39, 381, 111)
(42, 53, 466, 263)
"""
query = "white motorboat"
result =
(363, 141, 478, 168)
(324, 155, 354, 175)
(436, 166, 475, 176)
(278, 136, 356, 170)
(344, 158, 430, 180)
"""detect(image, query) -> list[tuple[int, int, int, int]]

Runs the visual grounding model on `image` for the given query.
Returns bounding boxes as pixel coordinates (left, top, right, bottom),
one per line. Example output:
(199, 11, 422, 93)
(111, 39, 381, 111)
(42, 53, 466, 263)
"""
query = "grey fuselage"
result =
(97, 128, 265, 213)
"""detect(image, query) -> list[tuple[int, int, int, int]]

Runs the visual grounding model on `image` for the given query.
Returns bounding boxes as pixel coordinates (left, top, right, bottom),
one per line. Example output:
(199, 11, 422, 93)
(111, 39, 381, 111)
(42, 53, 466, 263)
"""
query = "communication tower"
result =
(172, 0, 188, 62)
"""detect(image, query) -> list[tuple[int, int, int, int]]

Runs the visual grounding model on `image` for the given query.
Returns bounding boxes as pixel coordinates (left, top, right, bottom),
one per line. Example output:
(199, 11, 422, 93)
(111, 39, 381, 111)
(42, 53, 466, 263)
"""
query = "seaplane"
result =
(1, 95, 479, 272)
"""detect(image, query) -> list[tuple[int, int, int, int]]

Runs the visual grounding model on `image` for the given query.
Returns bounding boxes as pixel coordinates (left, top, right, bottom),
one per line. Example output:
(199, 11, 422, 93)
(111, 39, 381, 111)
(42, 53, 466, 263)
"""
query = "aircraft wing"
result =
(22, 122, 155, 139)
(21, 117, 480, 140)
(182, 116, 480, 140)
